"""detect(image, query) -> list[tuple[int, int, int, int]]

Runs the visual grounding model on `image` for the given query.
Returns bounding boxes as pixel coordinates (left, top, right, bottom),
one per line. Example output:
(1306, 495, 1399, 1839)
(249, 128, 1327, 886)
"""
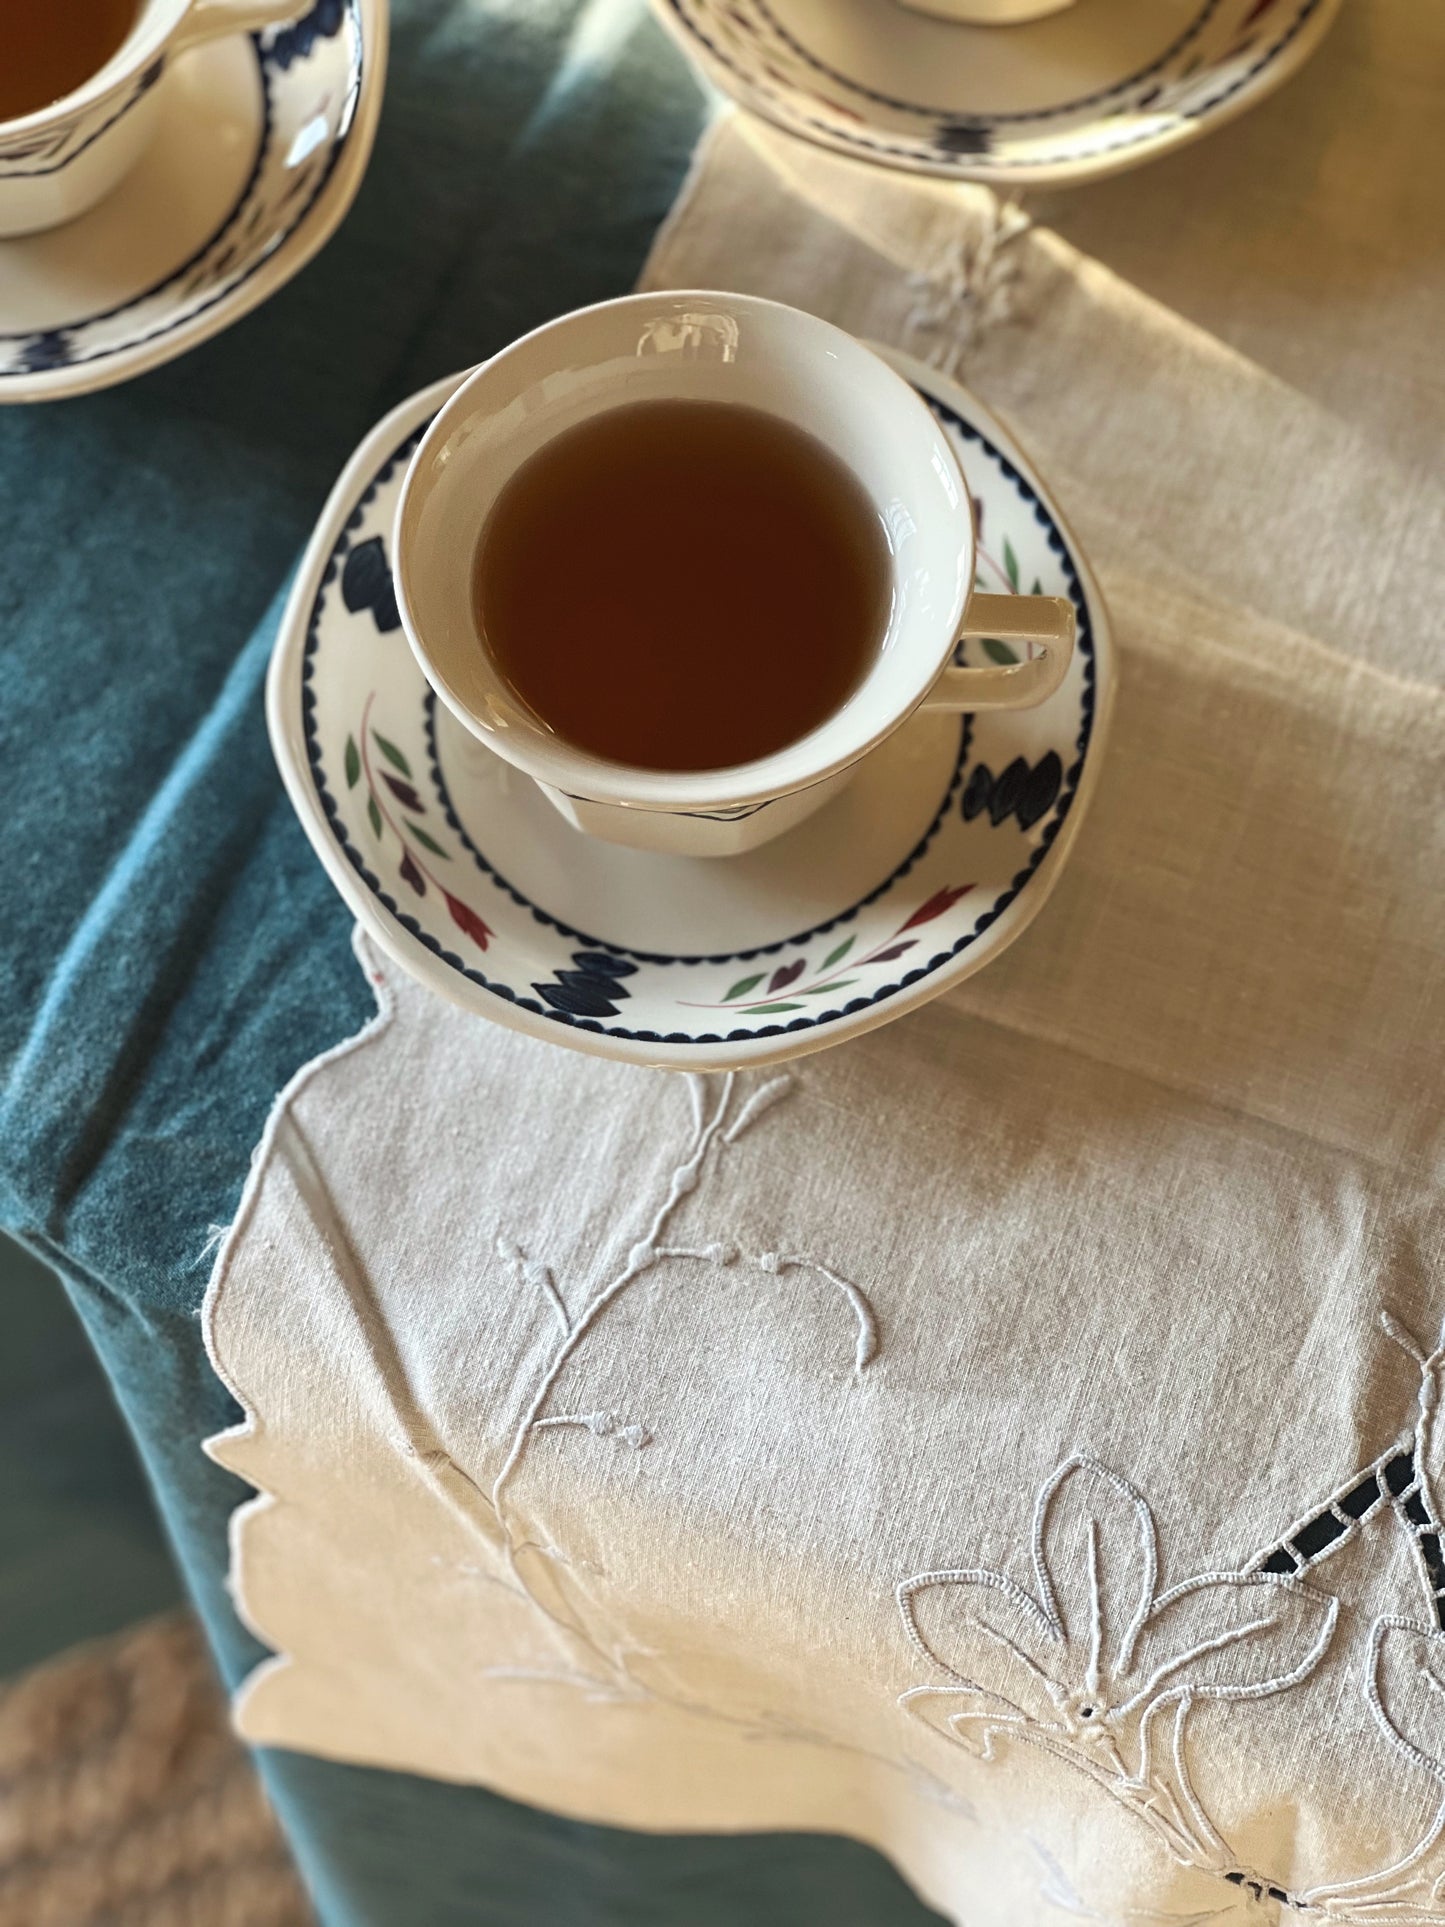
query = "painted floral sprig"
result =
(346, 694, 492, 950)
(683, 883, 973, 1016)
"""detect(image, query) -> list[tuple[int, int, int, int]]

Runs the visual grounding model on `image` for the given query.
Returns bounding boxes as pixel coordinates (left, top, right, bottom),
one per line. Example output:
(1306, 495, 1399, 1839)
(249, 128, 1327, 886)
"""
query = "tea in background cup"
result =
(0, 0, 303, 237)
(395, 292, 1074, 859)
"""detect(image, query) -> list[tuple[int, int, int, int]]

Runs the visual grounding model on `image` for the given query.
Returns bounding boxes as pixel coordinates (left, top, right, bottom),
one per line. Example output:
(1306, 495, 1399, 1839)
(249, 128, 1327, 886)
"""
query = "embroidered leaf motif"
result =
(748, 1001, 805, 1014)
(899, 884, 973, 932)
(1124, 1573, 1338, 1711)
(724, 973, 766, 1002)
(366, 795, 382, 839)
(399, 851, 425, 896)
(900, 1683, 1034, 1763)
(344, 735, 361, 789)
(871, 941, 917, 964)
(1368, 1618, 1445, 1776)
(769, 958, 807, 994)
(373, 731, 412, 778)
(820, 936, 855, 972)
(1003, 537, 1020, 591)
(900, 1567, 1060, 1700)
(409, 824, 450, 859)
(1037, 1458, 1157, 1674)
(445, 891, 491, 949)
(809, 978, 858, 997)
(982, 637, 1018, 665)
(382, 772, 425, 813)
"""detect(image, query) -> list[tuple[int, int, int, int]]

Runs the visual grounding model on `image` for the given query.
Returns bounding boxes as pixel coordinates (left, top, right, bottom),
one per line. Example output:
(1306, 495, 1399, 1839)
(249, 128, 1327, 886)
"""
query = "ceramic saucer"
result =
(268, 348, 1114, 1070)
(651, 0, 1342, 185)
(0, 0, 384, 402)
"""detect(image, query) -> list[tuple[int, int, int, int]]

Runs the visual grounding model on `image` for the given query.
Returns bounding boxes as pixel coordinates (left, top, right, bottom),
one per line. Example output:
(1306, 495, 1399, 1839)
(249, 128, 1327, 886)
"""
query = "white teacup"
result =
(395, 292, 1074, 859)
(0, 0, 301, 238)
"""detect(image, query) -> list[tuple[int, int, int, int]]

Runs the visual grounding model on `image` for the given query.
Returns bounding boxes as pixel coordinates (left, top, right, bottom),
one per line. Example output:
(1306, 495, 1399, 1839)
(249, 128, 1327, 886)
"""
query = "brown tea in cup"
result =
(472, 400, 891, 773)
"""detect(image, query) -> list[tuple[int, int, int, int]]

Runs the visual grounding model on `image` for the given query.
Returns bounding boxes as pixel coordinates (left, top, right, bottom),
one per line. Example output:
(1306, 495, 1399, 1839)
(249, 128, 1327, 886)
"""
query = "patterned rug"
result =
(0, 1613, 311, 1926)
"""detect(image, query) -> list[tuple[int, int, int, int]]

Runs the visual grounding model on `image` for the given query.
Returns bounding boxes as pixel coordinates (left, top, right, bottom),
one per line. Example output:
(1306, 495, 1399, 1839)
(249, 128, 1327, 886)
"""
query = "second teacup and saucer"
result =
(0, 0, 386, 401)
(269, 292, 1115, 1071)
(651, 0, 1344, 186)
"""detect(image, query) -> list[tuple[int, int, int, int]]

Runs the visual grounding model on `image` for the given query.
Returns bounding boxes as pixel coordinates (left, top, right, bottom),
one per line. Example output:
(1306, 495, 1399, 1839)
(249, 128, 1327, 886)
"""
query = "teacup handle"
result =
(922, 592, 1075, 712)
(171, 0, 307, 55)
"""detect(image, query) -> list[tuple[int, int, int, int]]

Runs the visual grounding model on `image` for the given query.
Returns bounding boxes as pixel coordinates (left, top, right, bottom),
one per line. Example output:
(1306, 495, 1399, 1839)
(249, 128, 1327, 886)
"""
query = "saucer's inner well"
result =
(433, 699, 964, 957)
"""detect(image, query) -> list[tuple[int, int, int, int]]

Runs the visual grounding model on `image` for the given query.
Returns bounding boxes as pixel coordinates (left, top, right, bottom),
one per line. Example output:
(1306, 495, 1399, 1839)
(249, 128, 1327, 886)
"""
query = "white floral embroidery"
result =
(478, 1075, 882, 1673)
(1300, 1313, 1445, 1923)
(489, 1072, 879, 1570)
(1294, 1618, 1445, 1921)
(463, 1073, 989, 1812)
(232, 1027, 1445, 1917)
(1382, 1312, 1445, 1624)
(897, 1456, 1338, 1875)
(889, 1312, 1445, 1919)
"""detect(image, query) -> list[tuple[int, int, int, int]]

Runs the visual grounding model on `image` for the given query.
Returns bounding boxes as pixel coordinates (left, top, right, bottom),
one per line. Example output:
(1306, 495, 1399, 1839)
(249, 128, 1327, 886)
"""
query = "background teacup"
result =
(395, 292, 1074, 859)
(0, 0, 302, 238)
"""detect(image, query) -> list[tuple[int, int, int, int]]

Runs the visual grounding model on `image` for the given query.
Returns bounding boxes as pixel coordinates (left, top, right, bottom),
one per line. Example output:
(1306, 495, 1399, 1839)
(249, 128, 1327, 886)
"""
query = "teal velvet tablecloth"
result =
(0, 2, 942, 1919)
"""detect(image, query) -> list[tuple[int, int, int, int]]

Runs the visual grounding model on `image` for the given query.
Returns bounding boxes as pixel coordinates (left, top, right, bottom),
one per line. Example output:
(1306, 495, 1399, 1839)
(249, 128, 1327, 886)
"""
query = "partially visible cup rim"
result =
(394, 290, 976, 817)
(0, 0, 187, 138)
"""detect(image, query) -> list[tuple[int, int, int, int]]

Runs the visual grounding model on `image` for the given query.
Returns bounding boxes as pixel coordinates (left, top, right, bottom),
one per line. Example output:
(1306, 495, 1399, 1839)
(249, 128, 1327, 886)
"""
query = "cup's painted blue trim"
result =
(0, 1, 360, 374)
(0, 58, 163, 180)
(299, 384, 1098, 1047)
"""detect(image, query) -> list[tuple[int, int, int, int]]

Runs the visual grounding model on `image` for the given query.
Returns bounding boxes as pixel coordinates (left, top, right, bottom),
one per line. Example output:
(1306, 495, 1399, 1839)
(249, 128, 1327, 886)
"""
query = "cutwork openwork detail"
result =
(897, 1315, 1445, 1920)
(898, 1456, 1337, 1875)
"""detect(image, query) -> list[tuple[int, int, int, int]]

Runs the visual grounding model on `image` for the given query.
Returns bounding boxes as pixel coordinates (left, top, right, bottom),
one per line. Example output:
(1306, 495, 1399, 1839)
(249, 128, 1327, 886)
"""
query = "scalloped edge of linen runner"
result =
(200, 923, 396, 1664)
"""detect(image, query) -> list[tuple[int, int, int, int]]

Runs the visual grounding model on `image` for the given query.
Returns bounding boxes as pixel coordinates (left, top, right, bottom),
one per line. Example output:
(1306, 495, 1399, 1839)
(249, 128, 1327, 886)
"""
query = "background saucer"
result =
(268, 352, 1115, 1070)
(652, 0, 1342, 185)
(0, 0, 383, 401)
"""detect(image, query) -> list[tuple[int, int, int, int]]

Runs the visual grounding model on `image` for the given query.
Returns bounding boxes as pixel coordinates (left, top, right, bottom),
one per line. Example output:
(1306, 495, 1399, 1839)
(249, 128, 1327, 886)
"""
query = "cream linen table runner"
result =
(205, 7, 1445, 1919)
